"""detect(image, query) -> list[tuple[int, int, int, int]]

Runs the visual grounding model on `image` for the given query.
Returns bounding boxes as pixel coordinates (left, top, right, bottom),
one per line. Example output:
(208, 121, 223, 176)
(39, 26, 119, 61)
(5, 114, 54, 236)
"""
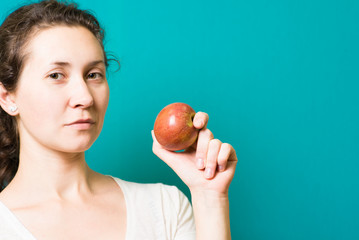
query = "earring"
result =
(10, 105, 18, 112)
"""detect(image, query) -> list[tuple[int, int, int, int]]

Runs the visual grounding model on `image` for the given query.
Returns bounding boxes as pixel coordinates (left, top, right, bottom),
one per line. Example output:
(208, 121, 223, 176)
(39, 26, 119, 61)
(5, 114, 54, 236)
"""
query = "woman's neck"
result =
(2, 140, 98, 205)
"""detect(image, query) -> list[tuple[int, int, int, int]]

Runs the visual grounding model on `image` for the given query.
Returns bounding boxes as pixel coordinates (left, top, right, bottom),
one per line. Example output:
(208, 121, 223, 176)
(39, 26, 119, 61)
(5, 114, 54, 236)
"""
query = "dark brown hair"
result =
(0, 0, 111, 191)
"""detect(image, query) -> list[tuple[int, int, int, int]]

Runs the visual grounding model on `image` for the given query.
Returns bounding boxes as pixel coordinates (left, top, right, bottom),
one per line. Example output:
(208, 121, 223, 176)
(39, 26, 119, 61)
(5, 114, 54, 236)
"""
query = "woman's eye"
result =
(49, 73, 64, 80)
(87, 72, 103, 80)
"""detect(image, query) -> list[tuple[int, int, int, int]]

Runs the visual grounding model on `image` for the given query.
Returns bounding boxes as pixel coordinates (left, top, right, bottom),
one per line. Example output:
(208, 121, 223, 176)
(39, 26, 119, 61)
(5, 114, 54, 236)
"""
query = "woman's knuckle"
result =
(222, 143, 231, 151)
(205, 129, 213, 138)
(210, 138, 221, 147)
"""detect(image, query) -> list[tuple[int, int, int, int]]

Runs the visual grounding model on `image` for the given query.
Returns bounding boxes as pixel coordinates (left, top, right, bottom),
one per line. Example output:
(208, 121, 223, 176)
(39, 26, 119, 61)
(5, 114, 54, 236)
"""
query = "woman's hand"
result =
(152, 111, 237, 239)
(151, 111, 238, 195)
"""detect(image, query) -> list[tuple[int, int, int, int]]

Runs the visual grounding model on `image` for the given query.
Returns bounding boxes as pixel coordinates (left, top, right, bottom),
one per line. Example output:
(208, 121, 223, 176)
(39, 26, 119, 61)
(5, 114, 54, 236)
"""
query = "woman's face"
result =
(13, 25, 109, 153)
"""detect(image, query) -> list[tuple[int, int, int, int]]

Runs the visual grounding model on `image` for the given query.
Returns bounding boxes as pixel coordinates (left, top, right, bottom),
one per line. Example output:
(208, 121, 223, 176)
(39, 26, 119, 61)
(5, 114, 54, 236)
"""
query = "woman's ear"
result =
(0, 83, 18, 116)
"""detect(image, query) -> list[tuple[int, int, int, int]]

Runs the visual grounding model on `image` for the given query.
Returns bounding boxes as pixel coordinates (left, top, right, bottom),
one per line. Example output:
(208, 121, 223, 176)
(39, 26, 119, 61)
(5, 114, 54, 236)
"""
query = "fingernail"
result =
(197, 158, 204, 169)
(205, 168, 213, 178)
(218, 165, 225, 171)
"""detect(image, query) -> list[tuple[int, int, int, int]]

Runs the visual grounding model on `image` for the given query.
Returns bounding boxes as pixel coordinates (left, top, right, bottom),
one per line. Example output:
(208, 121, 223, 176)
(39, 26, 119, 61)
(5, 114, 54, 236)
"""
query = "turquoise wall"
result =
(1, 0, 359, 239)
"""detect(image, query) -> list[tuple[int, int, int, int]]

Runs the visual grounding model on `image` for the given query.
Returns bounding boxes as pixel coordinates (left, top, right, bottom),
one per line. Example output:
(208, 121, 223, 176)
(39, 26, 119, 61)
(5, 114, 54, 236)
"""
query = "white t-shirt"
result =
(0, 176, 196, 240)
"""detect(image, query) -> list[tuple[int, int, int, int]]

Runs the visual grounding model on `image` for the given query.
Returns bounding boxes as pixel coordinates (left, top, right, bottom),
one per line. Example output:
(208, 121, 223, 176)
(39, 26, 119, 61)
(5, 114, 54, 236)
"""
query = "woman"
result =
(0, 0, 237, 239)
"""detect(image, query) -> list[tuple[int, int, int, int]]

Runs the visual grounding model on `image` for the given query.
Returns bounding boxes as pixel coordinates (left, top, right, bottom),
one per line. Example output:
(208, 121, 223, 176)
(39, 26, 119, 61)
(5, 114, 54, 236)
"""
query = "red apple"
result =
(154, 102, 199, 151)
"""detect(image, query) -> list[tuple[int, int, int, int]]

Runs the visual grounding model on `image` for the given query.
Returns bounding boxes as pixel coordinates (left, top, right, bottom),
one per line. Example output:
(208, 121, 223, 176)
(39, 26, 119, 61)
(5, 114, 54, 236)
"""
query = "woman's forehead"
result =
(23, 25, 105, 66)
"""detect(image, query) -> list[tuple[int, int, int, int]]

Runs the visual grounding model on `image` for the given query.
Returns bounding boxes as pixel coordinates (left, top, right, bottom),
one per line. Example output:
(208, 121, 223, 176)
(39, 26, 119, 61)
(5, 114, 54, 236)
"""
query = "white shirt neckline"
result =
(0, 175, 130, 240)
(0, 200, 37, 240)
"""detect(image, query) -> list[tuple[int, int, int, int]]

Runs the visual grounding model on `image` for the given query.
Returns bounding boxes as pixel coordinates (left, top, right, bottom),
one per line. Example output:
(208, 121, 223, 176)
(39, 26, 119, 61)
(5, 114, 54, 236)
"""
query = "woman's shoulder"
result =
(109, 175, 188, 205)
(109, 176, 195, 239)
(108, 175, 193, 219)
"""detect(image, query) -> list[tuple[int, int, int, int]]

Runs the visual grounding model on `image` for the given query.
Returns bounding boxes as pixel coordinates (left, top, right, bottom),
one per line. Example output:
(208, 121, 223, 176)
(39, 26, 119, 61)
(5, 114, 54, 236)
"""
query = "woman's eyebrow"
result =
(87, 60, 105, 67)
(49, 60, 105, 67)
(50, 61, 70, 67)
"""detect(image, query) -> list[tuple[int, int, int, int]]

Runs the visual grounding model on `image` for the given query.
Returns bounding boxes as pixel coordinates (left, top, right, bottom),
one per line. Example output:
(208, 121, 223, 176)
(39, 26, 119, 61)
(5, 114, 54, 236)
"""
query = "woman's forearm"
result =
(191, 190, 231, 240)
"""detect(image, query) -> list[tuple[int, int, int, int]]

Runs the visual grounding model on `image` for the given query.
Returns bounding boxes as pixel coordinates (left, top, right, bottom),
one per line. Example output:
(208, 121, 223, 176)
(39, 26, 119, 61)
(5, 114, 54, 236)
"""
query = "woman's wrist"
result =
(190, 189, 231, 240)
(190, 189, 229, 208)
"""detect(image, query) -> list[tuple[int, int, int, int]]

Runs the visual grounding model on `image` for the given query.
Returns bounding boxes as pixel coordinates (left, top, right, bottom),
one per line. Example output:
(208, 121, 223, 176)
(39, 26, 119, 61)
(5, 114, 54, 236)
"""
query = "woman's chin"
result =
(55, 139, 96, 153)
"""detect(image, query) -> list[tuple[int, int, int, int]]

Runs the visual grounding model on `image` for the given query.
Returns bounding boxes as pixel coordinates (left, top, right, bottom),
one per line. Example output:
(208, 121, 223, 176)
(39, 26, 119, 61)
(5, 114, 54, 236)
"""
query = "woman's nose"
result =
(68, 78, 94, 109)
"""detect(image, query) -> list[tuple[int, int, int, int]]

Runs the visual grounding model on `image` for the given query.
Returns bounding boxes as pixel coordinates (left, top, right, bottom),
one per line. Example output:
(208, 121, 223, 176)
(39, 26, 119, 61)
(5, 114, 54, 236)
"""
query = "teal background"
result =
(1, 0, 359, 239)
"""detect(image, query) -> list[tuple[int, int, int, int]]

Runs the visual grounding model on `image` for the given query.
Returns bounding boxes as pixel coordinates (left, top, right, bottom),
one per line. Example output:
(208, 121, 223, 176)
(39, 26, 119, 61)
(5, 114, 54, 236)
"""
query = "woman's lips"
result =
(65, 119, 95, 130)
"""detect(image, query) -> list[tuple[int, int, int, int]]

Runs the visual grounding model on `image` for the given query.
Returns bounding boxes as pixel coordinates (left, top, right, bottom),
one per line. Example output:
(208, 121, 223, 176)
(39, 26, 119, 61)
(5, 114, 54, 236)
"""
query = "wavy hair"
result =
(0, 0, 111, 191)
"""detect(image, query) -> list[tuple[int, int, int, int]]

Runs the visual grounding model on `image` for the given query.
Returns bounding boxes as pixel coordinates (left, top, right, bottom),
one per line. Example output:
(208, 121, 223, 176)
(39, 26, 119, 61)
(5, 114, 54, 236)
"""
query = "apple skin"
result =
(154, 102, 199, 151)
